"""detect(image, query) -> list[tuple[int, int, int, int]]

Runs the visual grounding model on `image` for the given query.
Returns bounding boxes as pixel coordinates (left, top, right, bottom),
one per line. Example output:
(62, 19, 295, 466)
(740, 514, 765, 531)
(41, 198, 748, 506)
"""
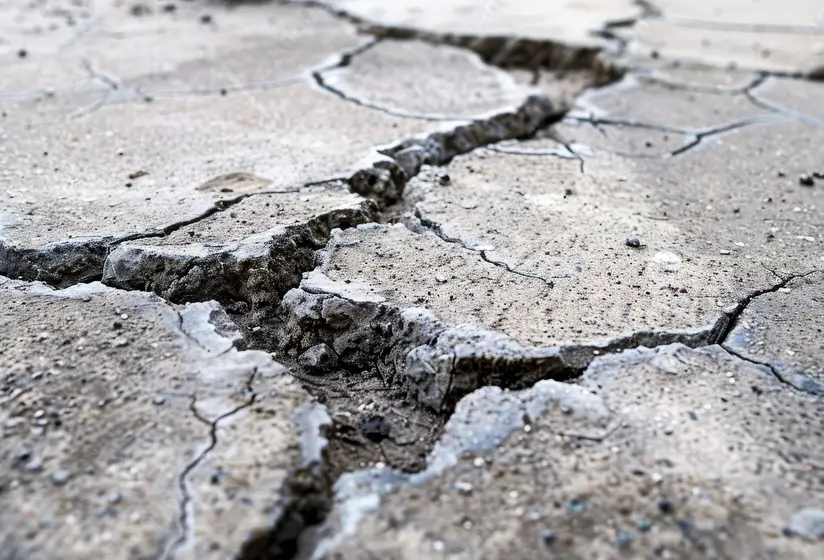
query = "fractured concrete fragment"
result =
(726, 271, 824, 394)
(103, 183, 377, 306)
(279, 225, 722, 412)
(321, 344, 824, 559)
(0, 279, 327, 560)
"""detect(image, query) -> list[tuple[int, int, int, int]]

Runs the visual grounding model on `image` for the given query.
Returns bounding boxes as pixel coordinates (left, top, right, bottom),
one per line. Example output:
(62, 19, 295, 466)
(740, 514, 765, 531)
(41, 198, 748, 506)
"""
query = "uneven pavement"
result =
(1, 0, 823, 559)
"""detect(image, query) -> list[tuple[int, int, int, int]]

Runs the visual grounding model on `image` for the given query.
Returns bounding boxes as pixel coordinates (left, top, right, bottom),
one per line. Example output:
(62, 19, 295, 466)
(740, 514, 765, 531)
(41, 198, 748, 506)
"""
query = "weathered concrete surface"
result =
(278, 95, 822, 410)
(0, 278, 328, 559)
(3, 1, 554, 286)
(570, 73, 772, 130)
(297, 0, 642, 46)
(318, 40, 532, 119)
(2, 0, 824, 558)
(620, 1, 824, 76)
(321, 345, 824, 559)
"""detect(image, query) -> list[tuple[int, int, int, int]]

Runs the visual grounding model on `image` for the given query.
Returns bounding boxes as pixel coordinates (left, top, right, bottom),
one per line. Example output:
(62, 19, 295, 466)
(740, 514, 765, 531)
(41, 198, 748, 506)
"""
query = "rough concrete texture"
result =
(103, 182, 378, 306)
(725, 271, 824, 394)
(2, 0, 824, 558)
(297, 0, 642, 46)
(322, 345, 824, 559)
(0, 278, 328, 559)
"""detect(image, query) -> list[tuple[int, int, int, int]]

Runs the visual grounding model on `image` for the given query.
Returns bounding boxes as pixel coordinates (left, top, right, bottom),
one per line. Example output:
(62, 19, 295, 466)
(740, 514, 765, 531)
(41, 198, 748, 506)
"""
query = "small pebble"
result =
(439, 174, 451, 185)
(663, 426, 674, 436)
(107, 491, 123, 504)
(473, 457, 485, 468)
(24, 458, 44, 472)
(17, 48, 27, 58)
(799, 174, 815, 187)
(152, 395, 166, 406)
(658, 498, 674, 514)
(814, 171, 824, 179)
(361, 415, 389, 443)
(454, 481, 473, 495)
(200, 13, 212, 24)
(569, 498, 586, 513)
(540, 530, 556, 545)
(625, 235, 645, 248)
(636, 519, 652, 532)
(51, 469, 70, 486)
(617, 531, 634, 549)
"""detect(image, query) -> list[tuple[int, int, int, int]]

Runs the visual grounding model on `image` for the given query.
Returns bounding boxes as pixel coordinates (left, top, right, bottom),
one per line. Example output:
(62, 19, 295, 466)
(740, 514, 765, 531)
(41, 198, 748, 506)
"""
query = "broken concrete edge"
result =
(279, 224, 747, 413)
(347, 93, 567, 205)
(310, 368, 611, 559)
(235, 402, 334, 560)
(102, 196, 379, 307)
(1, 275, 338, 560)
(0, 192, 251, 288)
(290, 0, 628, 78)
(308, 342, 794, 557)
(1, 90, 563, 291)
(280, 226, 824, 415)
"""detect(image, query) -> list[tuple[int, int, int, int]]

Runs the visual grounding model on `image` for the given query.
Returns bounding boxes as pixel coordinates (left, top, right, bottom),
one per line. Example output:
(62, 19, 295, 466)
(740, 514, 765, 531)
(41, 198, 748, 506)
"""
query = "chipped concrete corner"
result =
(2, 1, 824, 559)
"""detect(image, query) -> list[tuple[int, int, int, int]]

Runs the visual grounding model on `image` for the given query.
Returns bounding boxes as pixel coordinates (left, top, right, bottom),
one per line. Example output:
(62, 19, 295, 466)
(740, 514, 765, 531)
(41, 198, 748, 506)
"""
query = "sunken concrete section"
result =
(0, 278, 331, 560)
(321, 344, 824, 559)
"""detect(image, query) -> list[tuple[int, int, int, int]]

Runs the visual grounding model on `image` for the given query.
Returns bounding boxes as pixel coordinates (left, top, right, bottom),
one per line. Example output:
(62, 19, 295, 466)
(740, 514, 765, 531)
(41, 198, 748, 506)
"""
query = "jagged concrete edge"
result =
(102, 198, 379, 306)
(278, 224, 734, 413)
(289, 0, 628, 77)
(348, 93, 566, 204)
(310, 343, 691, 558)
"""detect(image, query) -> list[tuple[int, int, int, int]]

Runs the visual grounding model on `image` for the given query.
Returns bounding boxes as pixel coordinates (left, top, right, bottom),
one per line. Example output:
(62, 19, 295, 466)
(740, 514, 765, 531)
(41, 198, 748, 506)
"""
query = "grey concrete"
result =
(1, 0, 823, 558)
(323, 345, 824, 559)
(0, 279, 327, 560)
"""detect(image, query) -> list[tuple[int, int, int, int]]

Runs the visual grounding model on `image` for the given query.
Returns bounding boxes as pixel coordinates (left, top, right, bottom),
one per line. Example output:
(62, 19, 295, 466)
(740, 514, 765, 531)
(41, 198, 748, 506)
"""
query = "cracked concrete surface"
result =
(322, 345, 824, 559)
(0, 280, 326, 560)
(2, 0, 824, 558)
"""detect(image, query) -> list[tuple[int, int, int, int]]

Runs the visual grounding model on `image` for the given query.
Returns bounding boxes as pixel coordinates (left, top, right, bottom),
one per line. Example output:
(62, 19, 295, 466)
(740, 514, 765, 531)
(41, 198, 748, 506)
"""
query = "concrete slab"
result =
(318, 40, 531, 119)
(278, 115, 822, 411)
(321, 344, 824, 559)
(299, 0, 642, 46)
(624, 19, 824, 75)
(572, 73, 772, 130)
(0, 278, 327, 560)
(726, 271, 824, 394)
(103, 183, 377, 306)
